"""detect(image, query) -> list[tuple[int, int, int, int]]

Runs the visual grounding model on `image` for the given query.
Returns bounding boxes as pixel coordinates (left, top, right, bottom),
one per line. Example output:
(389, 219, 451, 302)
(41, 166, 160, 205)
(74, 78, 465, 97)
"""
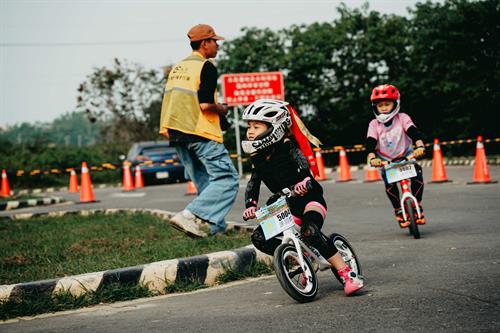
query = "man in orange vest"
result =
(159, 24, 239, 237)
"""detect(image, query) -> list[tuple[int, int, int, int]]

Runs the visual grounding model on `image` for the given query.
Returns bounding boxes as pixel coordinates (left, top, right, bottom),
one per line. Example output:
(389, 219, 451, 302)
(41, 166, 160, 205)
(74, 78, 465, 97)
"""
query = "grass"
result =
(0, 212, 252, 285)
(216, 259, 274, 284)
(0, 212, 276, 320)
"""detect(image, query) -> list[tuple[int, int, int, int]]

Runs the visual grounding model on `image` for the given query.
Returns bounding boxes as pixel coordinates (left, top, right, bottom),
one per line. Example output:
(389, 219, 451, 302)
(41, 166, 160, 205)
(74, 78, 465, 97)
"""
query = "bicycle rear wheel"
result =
(273, 243, 318, 303)
(404, 199, 420, 239)
(328, 233, 362, 285)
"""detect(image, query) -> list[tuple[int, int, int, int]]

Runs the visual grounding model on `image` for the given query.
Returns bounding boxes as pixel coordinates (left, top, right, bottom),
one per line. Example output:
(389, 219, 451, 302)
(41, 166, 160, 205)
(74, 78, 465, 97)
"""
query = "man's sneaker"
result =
(395, 208, 410, 228)
(337, 266, 364, 296)
(170, 209, 208, 238)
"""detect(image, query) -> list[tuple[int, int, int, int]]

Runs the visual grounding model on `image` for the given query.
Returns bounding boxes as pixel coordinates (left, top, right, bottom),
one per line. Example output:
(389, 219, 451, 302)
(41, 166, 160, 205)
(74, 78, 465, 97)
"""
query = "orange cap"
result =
(187, 24, 224, 42)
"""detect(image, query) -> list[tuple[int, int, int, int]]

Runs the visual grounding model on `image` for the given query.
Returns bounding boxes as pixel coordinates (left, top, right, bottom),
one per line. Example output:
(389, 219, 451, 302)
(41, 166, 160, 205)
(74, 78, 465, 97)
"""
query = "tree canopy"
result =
(218, 0, 499, 147)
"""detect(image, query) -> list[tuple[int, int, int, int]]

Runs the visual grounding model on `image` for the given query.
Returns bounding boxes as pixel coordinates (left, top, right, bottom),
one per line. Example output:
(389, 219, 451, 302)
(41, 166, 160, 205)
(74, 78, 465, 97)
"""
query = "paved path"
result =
(1, 166, 499, 332)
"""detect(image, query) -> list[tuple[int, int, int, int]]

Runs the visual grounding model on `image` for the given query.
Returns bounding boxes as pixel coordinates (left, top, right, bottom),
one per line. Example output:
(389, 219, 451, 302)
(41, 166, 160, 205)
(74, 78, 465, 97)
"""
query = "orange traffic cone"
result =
(185, 180, 197, 195)
(314, 148, 328, 181)
(79, 162, 96, 203)
(364, 165, 381, 182)
(69, 169, 79, 192)
(134, 165, 144, 188)
(122, 161, 135, 191)
(430, 138, 451, 183)
(337, 147, 353, 182)
(468, 136, 498, 184)
(1, 169, 11, 198)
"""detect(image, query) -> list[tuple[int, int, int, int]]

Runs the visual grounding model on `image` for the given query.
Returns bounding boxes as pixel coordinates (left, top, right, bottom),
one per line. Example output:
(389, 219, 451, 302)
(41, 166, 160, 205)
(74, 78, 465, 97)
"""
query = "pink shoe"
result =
(337, 266, 364, 296)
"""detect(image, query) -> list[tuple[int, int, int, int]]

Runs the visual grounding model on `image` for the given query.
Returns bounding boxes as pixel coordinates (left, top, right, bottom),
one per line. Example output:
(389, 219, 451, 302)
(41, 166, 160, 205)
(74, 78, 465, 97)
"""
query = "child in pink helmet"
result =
(366, 84, 427, 227)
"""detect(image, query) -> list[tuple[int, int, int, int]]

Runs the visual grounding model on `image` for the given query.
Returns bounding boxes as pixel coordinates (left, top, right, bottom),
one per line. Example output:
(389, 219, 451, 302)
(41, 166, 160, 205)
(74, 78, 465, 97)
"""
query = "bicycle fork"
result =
(399, 179, 422, 220)
(282, 229, 314, 281)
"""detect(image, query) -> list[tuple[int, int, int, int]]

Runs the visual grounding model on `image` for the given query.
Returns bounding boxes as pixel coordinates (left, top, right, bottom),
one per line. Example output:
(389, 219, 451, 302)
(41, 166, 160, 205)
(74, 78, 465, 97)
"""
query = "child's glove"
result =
(243, 206, 257, 221)
(414, 146, 426, 158)
(294, 177, 311, 196)
(369, 157, 383, 167)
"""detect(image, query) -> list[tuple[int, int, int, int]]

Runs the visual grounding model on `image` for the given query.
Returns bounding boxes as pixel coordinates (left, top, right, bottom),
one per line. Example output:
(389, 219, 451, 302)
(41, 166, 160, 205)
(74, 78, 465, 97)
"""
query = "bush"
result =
(0, 141, 128, 189)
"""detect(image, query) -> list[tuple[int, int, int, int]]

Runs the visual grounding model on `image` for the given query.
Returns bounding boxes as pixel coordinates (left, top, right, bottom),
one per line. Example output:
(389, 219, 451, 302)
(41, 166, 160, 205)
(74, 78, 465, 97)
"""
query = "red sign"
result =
(221, 71, 284, 106)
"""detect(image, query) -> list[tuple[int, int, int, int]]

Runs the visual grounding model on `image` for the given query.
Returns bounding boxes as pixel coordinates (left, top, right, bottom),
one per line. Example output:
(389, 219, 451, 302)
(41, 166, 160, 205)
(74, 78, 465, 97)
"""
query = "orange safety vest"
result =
(159, 51, 222, 143)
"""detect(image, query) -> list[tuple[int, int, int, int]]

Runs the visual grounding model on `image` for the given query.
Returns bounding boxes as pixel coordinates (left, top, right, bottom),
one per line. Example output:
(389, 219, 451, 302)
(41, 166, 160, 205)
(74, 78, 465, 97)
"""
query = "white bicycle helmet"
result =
(241, 99, 292, 154)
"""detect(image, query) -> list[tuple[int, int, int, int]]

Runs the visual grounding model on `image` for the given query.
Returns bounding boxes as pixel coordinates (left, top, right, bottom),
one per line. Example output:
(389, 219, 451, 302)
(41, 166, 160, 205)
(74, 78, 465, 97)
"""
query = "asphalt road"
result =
(1, 166, 499, 332)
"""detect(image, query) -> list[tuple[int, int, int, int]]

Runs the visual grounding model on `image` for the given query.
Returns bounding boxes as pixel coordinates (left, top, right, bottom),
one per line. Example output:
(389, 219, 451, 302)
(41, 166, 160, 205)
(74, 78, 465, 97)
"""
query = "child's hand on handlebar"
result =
(294, 177, 311, 196)
(243, 206, 256, 221)
(413, 146, 426, 158)
(369, 157, 383, 167)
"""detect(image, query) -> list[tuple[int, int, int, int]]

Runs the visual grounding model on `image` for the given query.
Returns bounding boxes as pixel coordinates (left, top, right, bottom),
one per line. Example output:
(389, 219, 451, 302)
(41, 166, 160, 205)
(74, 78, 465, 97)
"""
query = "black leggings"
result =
(381, 163, 424, 210)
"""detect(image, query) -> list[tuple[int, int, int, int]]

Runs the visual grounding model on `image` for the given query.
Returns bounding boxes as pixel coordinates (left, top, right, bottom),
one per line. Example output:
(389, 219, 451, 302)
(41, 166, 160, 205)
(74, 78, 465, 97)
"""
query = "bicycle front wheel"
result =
(405, 199, 420, 239)
(273, 243, 318, 303)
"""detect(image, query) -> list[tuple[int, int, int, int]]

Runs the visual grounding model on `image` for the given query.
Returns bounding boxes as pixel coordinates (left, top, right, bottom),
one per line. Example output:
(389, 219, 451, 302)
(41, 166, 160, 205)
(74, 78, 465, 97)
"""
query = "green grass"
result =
(216, 260, 274, 284)
(0, 212, 252, 285)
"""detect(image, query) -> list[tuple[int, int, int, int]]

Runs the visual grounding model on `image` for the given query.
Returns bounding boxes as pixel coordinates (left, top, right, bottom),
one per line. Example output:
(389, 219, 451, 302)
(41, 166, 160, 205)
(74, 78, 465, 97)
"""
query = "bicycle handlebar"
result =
(381, 153, 417, 166)
(243, 180, 313, 221)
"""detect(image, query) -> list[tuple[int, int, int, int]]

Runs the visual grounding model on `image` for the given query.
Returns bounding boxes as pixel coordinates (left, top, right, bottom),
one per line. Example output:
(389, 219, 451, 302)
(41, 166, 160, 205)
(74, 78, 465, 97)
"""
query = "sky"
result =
(0, 0, 429, 127)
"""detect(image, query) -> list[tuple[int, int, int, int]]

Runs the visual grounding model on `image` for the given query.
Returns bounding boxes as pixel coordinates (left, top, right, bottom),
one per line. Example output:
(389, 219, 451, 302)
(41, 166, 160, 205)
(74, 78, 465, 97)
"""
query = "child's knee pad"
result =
(304, 201, 327, 219)
(251, 227, 281, 256)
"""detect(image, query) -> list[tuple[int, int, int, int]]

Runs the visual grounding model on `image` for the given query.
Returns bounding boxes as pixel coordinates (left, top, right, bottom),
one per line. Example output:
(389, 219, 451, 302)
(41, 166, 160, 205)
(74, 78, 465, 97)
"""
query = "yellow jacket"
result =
(159, 51, 222, 143)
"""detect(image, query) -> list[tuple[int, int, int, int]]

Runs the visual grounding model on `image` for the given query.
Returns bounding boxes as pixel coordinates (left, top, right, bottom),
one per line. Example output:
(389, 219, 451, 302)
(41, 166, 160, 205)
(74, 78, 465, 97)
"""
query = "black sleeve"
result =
(288, 139, 312, 179)
(198, 61, 218, 103)
(245, 169, 261, 208)
(366, 137, 378, 154)
(406, 125, 425, 143)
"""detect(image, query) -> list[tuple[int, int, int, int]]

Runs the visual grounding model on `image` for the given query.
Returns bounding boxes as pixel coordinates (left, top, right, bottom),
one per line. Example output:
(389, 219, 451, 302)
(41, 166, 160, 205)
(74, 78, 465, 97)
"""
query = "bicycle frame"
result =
(384, 158, 422, 220)
(399, 178, 422, 220)
(280, 225, 332, 276)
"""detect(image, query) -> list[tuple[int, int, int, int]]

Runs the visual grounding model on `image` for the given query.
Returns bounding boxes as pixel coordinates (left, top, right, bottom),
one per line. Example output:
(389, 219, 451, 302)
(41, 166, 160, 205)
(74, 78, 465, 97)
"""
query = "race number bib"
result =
(256, 197, 295, 240)
(386, 163, 417, 184)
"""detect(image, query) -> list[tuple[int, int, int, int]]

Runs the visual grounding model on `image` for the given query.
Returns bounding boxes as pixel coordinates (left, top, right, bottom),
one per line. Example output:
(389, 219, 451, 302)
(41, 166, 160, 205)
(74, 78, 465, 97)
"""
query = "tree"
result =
(218, 0, 499, 146)
(0, 112, 102, 146)
(75, 58, 165, 142)
(405, 0, 500, 140)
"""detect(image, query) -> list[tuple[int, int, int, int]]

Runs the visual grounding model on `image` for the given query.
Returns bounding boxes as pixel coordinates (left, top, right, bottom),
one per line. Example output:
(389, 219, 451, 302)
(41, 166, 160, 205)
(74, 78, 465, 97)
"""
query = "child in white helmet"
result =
(366, 84, 427, 227)
(241, 99, 363, 296)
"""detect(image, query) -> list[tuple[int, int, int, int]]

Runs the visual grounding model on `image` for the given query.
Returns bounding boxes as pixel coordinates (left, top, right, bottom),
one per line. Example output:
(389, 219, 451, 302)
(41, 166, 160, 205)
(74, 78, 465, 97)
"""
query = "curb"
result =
(0, 208, 264, 303)
(0, 196, 65, 211)
(0, 208, 256, 234)
(0, 245, 271, 303)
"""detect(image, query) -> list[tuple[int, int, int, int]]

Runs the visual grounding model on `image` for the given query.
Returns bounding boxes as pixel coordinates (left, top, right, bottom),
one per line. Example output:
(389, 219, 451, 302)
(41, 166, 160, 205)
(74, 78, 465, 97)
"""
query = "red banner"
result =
(221, 71, 284, 106)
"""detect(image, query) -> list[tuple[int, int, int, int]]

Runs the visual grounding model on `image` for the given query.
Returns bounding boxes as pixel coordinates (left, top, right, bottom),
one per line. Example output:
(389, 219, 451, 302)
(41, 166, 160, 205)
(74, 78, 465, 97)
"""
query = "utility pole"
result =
(233, 106, 243, 178)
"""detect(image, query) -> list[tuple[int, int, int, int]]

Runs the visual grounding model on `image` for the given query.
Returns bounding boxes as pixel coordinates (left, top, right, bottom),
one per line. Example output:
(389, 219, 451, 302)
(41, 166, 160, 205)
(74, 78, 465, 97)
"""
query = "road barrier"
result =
(2, 137, 499, 181)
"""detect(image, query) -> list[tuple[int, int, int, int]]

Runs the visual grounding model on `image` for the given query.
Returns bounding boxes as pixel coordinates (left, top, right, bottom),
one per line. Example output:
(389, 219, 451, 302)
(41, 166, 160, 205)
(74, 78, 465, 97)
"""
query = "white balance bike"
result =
(253, 184, 362, 303)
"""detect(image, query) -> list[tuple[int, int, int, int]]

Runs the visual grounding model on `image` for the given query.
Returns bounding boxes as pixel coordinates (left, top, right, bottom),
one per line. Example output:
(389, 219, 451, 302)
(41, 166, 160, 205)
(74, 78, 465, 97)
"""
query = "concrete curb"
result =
(0, 245, 271, 303)
(0, 208, 265, 303)
(0, 196, 65, 211)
